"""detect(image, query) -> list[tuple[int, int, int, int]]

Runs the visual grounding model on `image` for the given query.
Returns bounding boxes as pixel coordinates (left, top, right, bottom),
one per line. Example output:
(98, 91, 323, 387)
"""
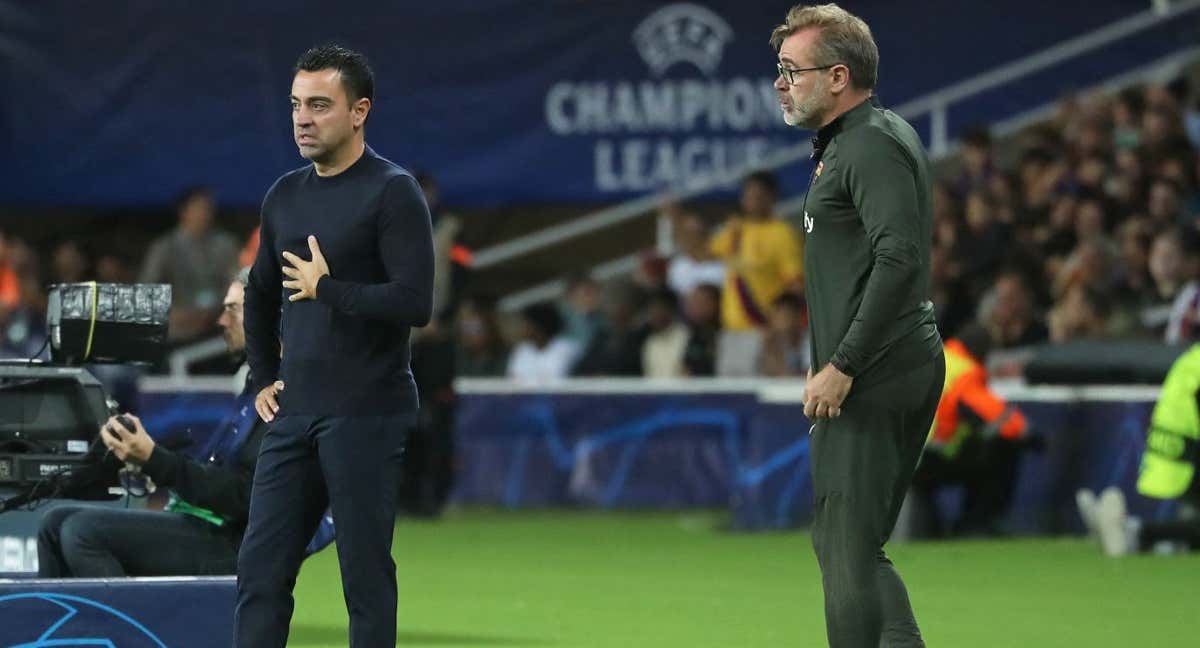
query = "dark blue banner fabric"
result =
(3, 1, 1167, 207)
(0, 577, 234, 647)
(121, 385, 1167, 532)
(453, 391, 1163, 533)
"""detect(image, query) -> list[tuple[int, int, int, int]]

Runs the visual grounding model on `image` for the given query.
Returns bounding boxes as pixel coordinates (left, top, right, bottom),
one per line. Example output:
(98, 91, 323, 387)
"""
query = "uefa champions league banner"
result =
(452, 390, 1162, 532)
(1, 0, 1152, 208)
(0, 576, 234, 647)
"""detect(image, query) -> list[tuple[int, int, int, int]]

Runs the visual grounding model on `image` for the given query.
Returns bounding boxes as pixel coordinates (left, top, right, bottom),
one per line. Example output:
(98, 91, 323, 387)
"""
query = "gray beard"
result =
(783, 107, 824, 130)
(782, 85, 829, 130)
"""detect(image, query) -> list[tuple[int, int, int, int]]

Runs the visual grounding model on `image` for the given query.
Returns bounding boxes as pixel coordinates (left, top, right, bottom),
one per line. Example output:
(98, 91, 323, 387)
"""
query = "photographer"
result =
(36, 269, 315, 577)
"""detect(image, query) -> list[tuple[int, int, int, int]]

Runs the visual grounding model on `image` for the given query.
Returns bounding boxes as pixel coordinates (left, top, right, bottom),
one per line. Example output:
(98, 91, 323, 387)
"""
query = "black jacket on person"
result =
(140, 382, 264, 533)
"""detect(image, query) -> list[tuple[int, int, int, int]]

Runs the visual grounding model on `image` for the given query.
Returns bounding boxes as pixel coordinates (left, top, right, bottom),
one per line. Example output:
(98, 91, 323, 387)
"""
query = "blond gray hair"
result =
(770, 3, 878, 91)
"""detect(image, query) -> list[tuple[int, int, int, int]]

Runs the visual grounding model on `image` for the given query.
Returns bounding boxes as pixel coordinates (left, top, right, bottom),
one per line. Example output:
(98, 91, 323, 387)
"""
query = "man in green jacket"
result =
(772, 4, 943, 646)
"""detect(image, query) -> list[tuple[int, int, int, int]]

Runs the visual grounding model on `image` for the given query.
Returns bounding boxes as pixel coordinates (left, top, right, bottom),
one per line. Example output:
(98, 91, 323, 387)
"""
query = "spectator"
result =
(50, 240, 90, 285)
(417, 171, 471, 323)
(1113, 218, 1155, 300)
(1165, 279, 1200, 344)
(1074, 154, 1110, 200)
(96, 253, 135, 284)
(980, 271, 1048, 349)
(572, 280, 644, 376)
(710, 171, 801, 375)
(1145, 227, 1199, 337)
(955, 126, 995, 196)
(958, 191, 1009, 283)
(1048, 284, 1111, 343)
(759, 292, 809, 377)
(139, 187, 239, 341)
(0, 238, 47, 359)
(507, 303, 578, 383)
(681, 283, 720, 377)
(1147, 177, 1185, 228)
(641, 289, 689, 378)
(1112, 87, 1144, 151)
(1015, 147, 1064, 230)
(1053, 239, 1114, 300)
(1141, 105, 1190, 161)
(633, 252, 670, 297)
(665, 212, 724, 297)
(710, 171, 802, 330)
(405, 318, 457, 518)
(455, 295, 509, 377)
(560, 273, 608, 358)
(1034, 194, 1077, 266)
(238, 226, 260, 269)
(1154, 154, 1195, 193)
(930, 241, 973, 339)
(0, 231, 21, 309)
(1073, 197, 1110, 245)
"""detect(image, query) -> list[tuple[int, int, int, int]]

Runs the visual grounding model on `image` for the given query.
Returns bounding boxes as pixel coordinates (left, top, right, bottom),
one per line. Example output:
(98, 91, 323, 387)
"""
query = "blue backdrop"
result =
(1, 1, 1179, 208)
(451, 389, 1165, 534)
(0, 577, 234, 647)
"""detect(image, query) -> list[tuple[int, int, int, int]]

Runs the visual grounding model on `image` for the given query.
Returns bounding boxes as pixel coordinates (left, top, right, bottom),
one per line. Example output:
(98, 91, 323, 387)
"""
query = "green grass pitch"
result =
(290, 510, 1198, 647)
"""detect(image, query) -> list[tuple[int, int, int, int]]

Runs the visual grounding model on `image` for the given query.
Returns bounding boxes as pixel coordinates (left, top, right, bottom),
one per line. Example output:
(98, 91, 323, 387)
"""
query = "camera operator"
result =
(36, 269, 323, 577)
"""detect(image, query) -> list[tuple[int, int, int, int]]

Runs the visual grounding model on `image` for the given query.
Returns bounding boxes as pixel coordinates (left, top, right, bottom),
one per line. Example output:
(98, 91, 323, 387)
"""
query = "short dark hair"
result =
(521, 303, 564, 339)
(294, 45, 374, 103)
(175, 186, 212, 212)
(955, 322, 992, 361)
(743, 170, 779, 197)
(649, 288, 678, 310)
(1150, 175, 1183, 196)
(773, 292, 804, 312)
(565, 271, 598, 293)
(960, 126, 992, 149)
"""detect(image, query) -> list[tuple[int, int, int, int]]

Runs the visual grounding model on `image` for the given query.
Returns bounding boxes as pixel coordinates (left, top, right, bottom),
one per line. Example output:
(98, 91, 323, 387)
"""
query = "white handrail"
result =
(454, 376, 1163, 403)
(475, 0, 1200, 272)
(167, 336, 228, 377)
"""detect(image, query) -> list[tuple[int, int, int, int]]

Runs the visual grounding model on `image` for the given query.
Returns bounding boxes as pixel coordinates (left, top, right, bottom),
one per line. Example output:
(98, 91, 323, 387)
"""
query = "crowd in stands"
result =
(482, 76, 1200, 382)
(2, 76, 1199, 384)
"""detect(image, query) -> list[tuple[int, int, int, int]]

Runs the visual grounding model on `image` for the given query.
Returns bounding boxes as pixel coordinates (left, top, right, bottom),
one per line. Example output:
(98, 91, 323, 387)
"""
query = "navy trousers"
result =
(234, 414, 411, 647)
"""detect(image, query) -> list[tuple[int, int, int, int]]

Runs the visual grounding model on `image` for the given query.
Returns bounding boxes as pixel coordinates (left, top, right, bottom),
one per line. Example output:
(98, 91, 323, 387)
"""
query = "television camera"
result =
(0, 282, 170, 513)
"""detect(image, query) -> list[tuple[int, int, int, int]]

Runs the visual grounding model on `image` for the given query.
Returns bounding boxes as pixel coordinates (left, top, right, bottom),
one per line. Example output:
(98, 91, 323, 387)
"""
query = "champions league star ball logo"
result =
(546, 3, 784, 192)
(0, 593, 168, 647)
(633, 3, 734, 77)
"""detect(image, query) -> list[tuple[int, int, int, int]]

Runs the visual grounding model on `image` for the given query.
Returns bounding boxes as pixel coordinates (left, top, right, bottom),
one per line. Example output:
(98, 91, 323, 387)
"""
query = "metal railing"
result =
(491, 0, 1200, 311)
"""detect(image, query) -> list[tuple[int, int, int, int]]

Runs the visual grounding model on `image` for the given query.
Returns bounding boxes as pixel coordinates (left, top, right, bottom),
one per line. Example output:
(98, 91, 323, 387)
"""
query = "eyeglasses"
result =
(777, 63, 835, 86)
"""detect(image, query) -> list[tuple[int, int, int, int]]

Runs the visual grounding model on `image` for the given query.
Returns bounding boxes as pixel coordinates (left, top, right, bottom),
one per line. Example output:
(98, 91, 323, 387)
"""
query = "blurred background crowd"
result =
(3, 74, 1199, 385)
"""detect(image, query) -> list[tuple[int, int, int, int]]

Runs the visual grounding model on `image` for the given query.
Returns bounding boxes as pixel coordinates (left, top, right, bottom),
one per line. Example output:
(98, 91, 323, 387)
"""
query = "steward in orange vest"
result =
(910, 323, 1039, 537)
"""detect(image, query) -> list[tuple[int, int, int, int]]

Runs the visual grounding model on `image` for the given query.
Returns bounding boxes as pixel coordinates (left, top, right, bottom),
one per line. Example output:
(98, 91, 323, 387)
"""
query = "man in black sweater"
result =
(37, 272, 267, 577)
(235, 45, 434, 648)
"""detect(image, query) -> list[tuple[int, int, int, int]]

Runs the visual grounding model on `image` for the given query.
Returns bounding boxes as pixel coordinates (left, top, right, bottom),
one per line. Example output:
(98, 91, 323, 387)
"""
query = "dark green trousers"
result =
(810, 353, 945, 648)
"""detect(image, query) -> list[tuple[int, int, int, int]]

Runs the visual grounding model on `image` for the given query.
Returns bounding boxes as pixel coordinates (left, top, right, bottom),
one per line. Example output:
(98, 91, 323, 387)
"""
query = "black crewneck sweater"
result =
(244, 145, 434, 416)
